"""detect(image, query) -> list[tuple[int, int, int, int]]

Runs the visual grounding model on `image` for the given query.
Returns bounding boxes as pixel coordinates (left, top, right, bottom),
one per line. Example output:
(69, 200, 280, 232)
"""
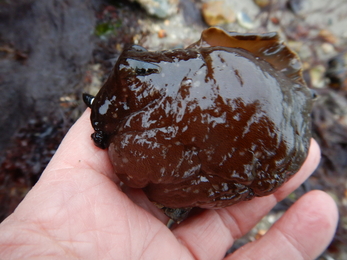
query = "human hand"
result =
(0, 109, 338, 260)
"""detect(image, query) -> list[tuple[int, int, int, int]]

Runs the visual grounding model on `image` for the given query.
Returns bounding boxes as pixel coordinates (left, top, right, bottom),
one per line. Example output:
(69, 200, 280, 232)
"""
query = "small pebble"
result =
(270, 16, 280, 25)
(318, 29, 338, 44)
(254, 229, 267, 240)
(321, 43, 335, 55)
(253, 0, 271, 8)
(309, 65, 326, 89)
(201, 1, 236, 26)
(131, 0, 179, 19)
(237, 11, 254, 29)
(158, 29, 167, 38)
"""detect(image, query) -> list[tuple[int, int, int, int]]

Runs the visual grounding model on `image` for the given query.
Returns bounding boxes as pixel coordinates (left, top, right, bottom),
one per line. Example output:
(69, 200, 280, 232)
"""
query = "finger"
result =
(172, 139, 321, 260)
(43, 109, 116, 181)
(226, 190, 338, 260)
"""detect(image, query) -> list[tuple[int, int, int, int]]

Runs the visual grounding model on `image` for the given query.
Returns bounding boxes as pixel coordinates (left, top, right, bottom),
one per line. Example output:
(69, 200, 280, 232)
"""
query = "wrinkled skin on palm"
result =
(84, 27, 313, 222)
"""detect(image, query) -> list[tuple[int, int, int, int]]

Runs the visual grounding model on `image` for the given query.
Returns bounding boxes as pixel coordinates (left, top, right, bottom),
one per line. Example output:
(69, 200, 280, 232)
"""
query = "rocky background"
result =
(0, 0, 347, 258)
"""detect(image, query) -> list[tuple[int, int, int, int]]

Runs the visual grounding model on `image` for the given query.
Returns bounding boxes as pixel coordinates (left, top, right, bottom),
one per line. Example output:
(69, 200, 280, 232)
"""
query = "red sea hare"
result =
(84, 27, 312, 221)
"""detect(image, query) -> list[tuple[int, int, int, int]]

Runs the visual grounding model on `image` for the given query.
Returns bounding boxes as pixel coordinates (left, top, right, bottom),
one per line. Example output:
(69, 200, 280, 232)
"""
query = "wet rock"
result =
(312, 88, 347, 175)
(0, 0, 96, 154)
(129, 0, 179, 19)
(201, 1, 236, 26)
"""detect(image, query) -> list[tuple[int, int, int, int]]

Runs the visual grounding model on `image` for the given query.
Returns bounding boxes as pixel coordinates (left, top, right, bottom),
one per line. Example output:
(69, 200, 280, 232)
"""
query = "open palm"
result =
(0, 110, 338, 260)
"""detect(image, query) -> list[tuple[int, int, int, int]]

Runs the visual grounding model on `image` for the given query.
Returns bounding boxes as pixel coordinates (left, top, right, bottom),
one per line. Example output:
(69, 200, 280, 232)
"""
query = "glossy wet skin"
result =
(87, 28, 312, 210)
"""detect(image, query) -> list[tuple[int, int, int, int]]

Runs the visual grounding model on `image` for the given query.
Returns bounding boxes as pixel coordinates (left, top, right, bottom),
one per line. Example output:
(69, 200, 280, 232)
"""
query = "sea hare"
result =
(84, 27, 312, 221)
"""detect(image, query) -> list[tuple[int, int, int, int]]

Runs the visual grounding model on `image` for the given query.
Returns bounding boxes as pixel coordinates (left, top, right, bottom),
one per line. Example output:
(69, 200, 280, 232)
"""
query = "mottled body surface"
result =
(87, 28, 312, 210)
